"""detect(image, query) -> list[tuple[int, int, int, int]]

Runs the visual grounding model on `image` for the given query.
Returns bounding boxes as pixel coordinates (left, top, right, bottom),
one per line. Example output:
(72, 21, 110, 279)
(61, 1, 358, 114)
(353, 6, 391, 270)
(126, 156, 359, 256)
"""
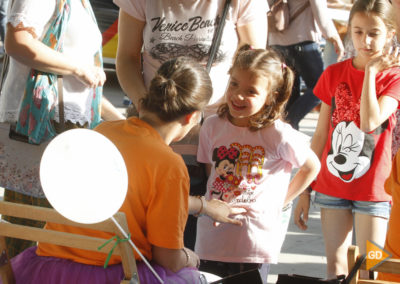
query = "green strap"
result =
(98, 233, 131, 268)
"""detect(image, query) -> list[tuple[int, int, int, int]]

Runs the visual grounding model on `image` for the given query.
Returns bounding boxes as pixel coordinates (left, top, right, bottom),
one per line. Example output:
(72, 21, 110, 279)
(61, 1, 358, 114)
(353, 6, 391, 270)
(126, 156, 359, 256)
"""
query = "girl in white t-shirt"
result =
(195, 45, 320, 283)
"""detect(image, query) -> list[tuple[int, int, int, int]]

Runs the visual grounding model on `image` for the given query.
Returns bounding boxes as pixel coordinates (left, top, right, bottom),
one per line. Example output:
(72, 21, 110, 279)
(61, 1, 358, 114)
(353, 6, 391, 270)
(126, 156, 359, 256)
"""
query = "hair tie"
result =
(281, 63, 287, 71)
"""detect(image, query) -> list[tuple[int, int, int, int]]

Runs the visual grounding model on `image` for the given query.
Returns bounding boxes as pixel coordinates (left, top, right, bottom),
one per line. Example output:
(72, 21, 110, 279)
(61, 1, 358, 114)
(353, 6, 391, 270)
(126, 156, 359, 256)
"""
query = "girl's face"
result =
(351, 12, 393, 64)
(225, 68, 269, 127)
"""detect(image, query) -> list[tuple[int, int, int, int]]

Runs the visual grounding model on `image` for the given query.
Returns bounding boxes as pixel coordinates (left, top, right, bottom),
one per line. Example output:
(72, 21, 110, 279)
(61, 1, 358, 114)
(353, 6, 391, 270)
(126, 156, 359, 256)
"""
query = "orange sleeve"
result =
(146, 164, 189, 250)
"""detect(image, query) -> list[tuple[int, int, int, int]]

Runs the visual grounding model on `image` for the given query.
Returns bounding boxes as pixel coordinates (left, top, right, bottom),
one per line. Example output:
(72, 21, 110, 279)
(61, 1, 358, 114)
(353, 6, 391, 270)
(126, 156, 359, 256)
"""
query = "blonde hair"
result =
(218, 45, 294, 131)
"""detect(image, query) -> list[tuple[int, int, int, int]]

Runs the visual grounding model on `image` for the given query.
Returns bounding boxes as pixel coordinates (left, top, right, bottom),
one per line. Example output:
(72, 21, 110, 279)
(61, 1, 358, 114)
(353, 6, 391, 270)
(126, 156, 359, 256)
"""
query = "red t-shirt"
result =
(313, 59, 400, 201)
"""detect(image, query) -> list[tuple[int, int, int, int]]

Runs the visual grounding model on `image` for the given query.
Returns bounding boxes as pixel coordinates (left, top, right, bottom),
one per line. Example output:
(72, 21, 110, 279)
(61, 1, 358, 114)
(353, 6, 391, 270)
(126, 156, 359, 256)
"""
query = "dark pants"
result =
(183, 162, 208, 250)
(200, 259, 267, 283)
(272, 41, 324, 129)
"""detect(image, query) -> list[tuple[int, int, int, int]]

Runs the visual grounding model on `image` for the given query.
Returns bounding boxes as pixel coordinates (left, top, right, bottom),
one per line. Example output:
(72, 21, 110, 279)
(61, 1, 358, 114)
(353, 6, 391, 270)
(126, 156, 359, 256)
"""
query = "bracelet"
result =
(193, 196, 206, 217)
(182, 248, 190, 266)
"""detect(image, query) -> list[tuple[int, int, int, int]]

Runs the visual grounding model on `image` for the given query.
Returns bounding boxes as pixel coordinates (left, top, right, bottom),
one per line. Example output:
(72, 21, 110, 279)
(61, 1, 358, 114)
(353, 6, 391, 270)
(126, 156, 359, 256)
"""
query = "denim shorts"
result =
(314, 191, 391, 219)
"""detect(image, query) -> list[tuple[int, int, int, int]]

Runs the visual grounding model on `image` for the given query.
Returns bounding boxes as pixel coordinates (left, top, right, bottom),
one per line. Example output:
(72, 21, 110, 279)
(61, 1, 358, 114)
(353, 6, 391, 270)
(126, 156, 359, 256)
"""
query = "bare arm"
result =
(310, 0, 345, 60)
(115, 11, 146, 109)
(5, 24, 105, 88)
(360, 51, 399, 132)
(284, 152, 320, 206)
(152, 246, 199, 273)
(101, 98, 126, 121)
(236, 18, 267, 49)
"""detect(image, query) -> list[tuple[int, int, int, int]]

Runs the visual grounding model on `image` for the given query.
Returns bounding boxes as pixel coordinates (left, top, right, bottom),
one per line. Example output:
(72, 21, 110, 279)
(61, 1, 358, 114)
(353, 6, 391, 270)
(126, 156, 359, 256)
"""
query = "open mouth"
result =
(330, 162, 356, 181)
(338, 168, 356, 181)
(230, 101, 246, 111)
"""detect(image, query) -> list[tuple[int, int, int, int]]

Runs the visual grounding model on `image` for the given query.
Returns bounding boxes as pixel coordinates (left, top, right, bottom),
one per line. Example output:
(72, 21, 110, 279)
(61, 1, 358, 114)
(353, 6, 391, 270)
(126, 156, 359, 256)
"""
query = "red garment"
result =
(312, 59, 400, 201)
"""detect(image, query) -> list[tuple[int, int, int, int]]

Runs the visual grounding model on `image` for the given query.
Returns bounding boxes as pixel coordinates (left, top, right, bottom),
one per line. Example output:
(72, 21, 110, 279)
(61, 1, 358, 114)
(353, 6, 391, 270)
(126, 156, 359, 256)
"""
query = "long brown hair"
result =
(218, 45, 294, 131)
(349, 0, 395, 33)
(141, 57, 213, 122)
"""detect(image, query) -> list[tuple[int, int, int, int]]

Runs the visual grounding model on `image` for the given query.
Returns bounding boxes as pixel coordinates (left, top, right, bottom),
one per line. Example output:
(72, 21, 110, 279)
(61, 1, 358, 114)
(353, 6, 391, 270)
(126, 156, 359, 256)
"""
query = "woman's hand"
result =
(294, 194, 311, 230)
(74, 65, 106, 88)
(203, 199, 247, 227)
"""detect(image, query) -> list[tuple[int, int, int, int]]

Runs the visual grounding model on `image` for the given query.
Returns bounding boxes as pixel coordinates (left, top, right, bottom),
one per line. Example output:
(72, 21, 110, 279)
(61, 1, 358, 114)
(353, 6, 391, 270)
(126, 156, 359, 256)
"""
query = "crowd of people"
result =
(1, 0, 400, 283)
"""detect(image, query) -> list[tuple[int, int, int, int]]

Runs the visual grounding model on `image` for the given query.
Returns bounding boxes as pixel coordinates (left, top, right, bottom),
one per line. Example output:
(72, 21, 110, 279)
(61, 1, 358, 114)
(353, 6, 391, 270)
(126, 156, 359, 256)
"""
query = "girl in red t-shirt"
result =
(295, 0, 400, 279)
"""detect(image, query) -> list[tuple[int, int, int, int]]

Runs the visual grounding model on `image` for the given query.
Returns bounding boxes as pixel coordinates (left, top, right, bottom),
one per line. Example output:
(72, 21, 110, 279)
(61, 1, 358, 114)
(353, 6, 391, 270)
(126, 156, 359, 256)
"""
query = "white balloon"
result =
(40, 129, 128, 224)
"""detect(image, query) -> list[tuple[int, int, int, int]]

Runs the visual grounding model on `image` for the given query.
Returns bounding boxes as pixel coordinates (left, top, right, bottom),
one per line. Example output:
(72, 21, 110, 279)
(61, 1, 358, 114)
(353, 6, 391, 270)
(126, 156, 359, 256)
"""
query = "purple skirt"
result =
(3, 247, 202, 284)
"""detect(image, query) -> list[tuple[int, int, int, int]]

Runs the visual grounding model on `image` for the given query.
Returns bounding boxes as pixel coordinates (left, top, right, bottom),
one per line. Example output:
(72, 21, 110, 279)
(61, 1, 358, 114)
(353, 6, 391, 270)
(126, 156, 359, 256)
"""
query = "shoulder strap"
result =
(206, 0, 231, 73)
(290, 1, 310, 22)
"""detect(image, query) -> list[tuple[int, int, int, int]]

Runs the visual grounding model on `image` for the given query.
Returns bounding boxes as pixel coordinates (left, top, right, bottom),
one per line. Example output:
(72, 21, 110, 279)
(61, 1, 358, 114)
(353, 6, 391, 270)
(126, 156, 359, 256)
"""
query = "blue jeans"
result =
(314, 191, 391, 219)
(272, 41, 324, 129)
(0, 0, 8, 42)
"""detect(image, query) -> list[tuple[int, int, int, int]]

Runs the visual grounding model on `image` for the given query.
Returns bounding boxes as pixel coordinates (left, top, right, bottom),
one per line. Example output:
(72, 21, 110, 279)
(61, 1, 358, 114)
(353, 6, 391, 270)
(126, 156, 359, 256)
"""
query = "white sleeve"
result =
(278, 124, 313, 168)
(197, 119, 213, 164)
(113, 0, 146, 21)
(8, 0, 56, 39)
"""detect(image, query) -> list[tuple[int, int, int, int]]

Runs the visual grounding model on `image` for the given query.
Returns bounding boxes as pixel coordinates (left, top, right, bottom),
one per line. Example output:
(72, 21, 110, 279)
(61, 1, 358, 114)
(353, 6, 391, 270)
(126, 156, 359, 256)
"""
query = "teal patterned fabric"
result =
(16, 0, 103, 144)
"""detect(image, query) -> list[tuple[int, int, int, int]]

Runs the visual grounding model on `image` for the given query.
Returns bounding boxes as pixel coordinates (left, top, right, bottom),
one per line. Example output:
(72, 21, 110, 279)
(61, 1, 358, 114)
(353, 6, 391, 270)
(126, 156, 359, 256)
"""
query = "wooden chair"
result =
(347, 245, 400, 284)
(0, 201, 139, 284)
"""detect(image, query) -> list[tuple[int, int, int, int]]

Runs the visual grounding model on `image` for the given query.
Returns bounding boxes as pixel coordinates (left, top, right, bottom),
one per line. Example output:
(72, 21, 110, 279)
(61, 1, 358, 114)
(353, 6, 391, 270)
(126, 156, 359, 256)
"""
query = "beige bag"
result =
(268, 0, 310, 32)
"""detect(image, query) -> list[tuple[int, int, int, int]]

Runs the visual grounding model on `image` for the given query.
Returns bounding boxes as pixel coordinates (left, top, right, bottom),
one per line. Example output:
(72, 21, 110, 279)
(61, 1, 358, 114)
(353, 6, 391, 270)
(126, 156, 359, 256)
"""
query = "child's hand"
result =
(204, 199, 247, 227)
(294, 194, 311, 230)
(366, 46, 400, 74)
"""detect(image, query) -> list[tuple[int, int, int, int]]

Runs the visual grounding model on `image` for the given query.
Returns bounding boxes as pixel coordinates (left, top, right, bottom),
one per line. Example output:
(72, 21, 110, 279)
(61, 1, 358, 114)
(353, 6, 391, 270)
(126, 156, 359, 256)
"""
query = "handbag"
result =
(268, 0, 310, 32)
(276, 253, 366, 284)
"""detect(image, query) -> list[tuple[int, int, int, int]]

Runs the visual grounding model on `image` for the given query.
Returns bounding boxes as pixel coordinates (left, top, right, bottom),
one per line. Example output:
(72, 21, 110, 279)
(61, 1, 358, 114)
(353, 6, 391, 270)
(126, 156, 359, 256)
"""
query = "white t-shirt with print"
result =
(195, 115, 312, 263)
(113, 0, 267, 114)
(0, 0, 102, 125)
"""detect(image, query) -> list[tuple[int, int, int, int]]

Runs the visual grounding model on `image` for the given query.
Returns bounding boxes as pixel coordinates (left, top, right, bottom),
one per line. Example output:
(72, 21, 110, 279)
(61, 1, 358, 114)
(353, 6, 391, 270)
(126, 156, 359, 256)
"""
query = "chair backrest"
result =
(347, 245, 400, 284)
(0, 201, 139, 284)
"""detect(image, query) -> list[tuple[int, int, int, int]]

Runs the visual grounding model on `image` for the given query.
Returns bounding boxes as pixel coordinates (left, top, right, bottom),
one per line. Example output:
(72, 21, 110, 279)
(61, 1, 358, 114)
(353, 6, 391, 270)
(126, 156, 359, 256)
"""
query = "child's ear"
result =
(184, 111, 201, 125)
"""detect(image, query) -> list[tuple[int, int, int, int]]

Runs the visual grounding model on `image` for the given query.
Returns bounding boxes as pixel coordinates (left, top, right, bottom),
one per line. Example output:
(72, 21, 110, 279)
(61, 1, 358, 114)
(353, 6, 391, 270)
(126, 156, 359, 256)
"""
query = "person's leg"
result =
(321, 208, 353, 279)
(353, 200, 390, 279)
(286, 41, 324, 129)
(314, 191, 354, 278)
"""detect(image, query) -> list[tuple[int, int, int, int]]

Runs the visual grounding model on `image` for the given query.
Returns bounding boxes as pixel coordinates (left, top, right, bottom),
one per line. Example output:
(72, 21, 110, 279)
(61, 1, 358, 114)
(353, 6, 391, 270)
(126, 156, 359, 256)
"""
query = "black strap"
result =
(57, 76, 65, 132)
(0, 53, 9, 92)
(345, 254, 366, 283)
(206, 0, 231, 73)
